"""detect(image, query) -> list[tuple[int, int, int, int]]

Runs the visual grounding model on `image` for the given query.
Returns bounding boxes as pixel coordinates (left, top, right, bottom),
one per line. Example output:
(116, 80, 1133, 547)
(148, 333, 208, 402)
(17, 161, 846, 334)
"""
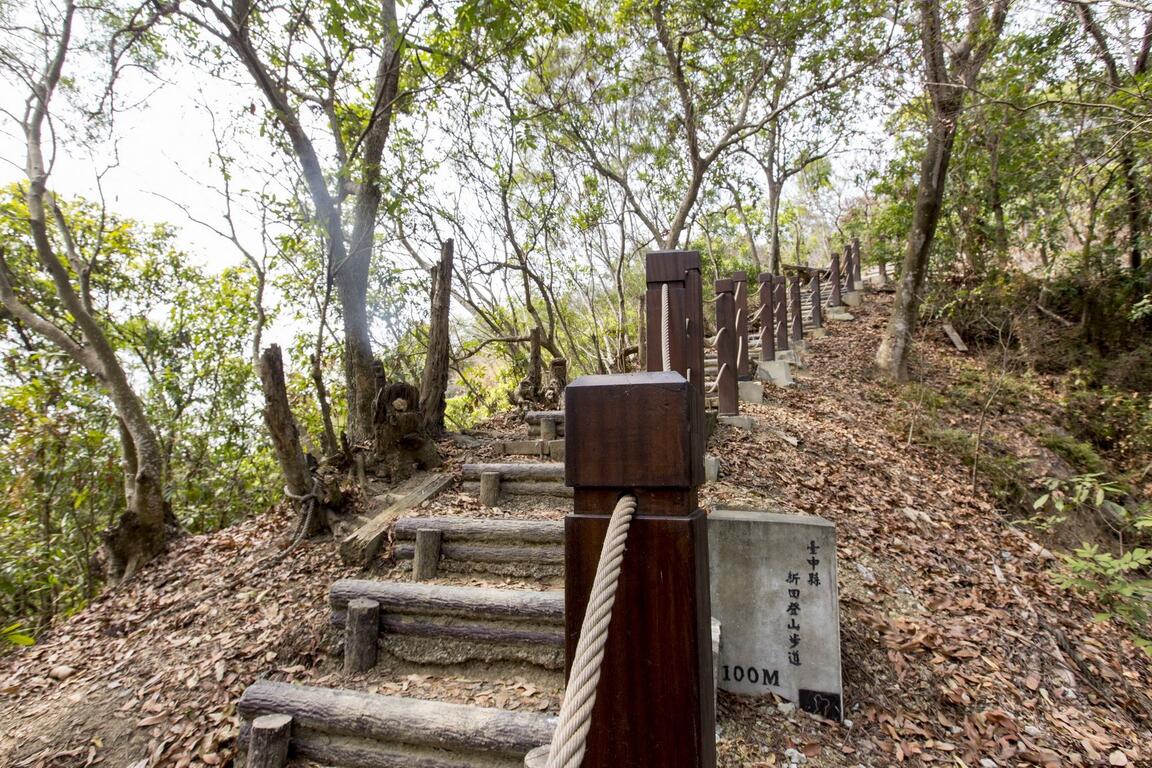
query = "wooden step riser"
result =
(238, 681, 553, 768)
(330, 581, 565, 669)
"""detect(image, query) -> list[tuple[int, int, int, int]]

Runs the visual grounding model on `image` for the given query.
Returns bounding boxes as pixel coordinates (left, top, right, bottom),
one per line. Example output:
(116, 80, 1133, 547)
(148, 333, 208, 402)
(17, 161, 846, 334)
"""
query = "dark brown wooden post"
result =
(645, 251, 705, 484)
(757, 273, 775, 362)
(852, 237, 863, 286)
(774, 276, 790, 353)
(810, 273, 824, 329)
(714, 279, 738, 416)
(789, 276, 803, 342)
(828, 253, 843, 307)
(731, 271, 751, 379)
(564, 372, 715, 768)
(843, 245, 856, 294)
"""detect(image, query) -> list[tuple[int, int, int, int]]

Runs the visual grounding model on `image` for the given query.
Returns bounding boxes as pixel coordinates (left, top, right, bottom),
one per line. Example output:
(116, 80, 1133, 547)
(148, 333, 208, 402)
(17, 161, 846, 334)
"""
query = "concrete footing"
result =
(717, 415, 754, 431)
(738, 380, 763, 404)
(756, 360, 795, 388)
(807, 327, 827, 339)
(704, 454, 720, 483)
(842, 291, 862, 307)
(826, 308, 855, 322)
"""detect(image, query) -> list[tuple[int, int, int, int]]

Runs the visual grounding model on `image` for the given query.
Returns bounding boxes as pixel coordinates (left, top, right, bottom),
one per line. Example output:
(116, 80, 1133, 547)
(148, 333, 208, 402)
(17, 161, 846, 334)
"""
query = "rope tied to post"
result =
(708, 363, 729, 393)
(544, 493, 638, 768)
(660, 283, 672, 373)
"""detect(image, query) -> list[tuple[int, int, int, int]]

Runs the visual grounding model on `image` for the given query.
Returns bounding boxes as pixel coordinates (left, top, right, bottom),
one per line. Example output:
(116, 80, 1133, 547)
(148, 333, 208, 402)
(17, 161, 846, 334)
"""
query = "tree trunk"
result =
(259, 345, 323, 535)
(767, 178, 784, 274)
(419, 239, 454, 436)
(876, 109, 959, 380)
(343, 2, 402, 443)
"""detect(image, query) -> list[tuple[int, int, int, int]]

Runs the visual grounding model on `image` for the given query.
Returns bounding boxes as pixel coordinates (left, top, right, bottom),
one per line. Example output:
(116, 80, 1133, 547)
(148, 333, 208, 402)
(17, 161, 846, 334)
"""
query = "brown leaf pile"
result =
(1, 293, 1149, 768)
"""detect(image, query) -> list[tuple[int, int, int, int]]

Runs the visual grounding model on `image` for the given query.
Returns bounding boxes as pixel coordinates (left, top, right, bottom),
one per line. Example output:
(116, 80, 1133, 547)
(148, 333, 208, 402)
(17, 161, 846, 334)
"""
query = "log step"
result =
(331, 580, 566, 669)
(462, 463, 565, 481)
(393, 517, 565, 577)
(238, 680, 554, 768)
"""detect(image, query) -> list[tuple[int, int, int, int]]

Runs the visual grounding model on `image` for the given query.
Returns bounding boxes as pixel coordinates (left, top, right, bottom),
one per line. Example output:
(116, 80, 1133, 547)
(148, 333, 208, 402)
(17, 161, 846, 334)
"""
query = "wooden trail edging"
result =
(392, 516, 565, 578)
(238, 681, 555, 768)
(331, 580, 566, 670)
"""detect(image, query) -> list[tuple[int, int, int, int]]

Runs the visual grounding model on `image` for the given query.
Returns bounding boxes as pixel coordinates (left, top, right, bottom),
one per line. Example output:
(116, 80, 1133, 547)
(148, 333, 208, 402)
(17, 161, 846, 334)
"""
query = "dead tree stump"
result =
(373, 381, 441, 482)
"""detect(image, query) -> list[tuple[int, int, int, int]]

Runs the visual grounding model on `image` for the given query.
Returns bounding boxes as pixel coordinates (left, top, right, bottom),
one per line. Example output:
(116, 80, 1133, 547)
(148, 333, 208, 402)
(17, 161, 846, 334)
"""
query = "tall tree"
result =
(0, 0, 175, 581)
(173, 0, 404, 445)
(1071, 1, 1151, 271)
(876, 0, 1011, 380)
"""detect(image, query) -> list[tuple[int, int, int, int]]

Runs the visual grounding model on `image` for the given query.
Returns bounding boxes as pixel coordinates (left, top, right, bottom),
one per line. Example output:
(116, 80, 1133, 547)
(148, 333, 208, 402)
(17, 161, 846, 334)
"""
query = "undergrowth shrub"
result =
(1032, 475, 1152, 654)
(1063, 383, 1152, 468)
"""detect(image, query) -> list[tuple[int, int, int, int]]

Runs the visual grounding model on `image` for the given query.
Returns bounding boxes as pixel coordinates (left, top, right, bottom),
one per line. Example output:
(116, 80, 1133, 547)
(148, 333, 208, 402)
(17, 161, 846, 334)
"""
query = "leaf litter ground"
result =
(1, 294, 1149, 767)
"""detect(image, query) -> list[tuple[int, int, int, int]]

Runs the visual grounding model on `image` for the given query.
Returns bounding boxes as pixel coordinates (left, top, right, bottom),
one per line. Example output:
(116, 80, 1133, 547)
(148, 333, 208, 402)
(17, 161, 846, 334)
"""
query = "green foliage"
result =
(1039, 434, 1108, 475)
(0, 189, 276, 637)
(1063, 383, 1152, 468)
(1033, 474, 1152, 653)
(1055, 543, 1152, 654)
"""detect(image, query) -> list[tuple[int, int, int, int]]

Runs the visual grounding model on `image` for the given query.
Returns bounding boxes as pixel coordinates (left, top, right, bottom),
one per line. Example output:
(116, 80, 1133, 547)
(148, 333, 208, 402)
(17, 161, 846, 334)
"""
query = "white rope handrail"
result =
(661, 283, 672, 373)
(544, 494, 638, 768)
(707, 363, 729, 393)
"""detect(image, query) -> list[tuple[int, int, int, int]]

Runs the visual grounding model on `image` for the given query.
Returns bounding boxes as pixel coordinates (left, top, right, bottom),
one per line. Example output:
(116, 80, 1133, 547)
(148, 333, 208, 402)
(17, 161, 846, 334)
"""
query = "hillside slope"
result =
(1, 295, 1149, 767)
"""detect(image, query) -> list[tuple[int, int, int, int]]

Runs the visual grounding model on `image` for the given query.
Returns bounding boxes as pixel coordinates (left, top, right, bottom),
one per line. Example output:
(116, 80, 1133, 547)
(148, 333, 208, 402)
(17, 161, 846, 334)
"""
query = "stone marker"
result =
(708, 509, 843, 721)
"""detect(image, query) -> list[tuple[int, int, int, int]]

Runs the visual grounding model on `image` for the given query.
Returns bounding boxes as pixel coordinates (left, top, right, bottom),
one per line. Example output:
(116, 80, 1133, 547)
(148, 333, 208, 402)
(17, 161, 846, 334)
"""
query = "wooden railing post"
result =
(645, 251, 705, 484)
(789, 276, 804, 344)
(564, 372, 715, 768)
(810, 273, 824, 330)
(843, 244, 856, 294)
(852, 237, 863, 286)
(828, 253, 843, 308)
(774, 276, 790, 354)
(757, 272, 775, 362)
(714, 279, 739, 416)
(731, 271, 751, 379)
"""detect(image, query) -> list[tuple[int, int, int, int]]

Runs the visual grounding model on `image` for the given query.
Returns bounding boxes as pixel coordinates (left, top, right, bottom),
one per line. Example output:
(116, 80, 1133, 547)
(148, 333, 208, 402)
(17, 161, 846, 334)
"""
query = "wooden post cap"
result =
(758, 272, 774, 283)
(646, 249, 701, 282)
(564, 372, 693, 489)
(715, 278, 733, 293)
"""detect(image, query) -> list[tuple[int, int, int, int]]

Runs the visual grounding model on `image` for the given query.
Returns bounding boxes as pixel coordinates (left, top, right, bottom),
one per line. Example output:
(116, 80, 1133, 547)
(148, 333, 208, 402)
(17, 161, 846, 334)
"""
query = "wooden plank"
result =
(393, 516, 563, 544)
(942, 321, 969, 352)
(339, 473, 452, 566)
(463, 480, 573, 499)
(461, 463, 564, 481)
(500, 440, 546, 457)
(330, 580, 565, 622)
(394, 542, 566, 565)
(524, 410, 565, 423)
(238, 681, 554, 760)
